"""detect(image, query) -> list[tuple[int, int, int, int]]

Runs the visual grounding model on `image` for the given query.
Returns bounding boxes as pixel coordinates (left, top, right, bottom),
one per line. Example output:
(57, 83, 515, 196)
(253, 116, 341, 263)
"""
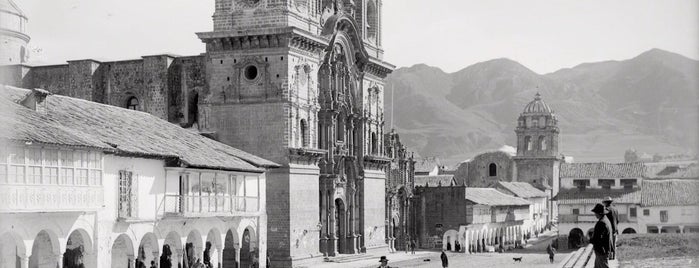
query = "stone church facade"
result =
(1, 0, 394, 267)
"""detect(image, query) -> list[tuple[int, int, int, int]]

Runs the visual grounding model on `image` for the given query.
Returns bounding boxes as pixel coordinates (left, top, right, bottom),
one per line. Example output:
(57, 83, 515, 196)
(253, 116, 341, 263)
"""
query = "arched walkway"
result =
(163, 232, 183, 268)
(111, 234, 135, 268)
(239, 227, 257, 268)
(621, 228, 636, 234)
(185, 230, 203, 267)
(442, 229, 458, 252)
(0, 232, 27, 268)
(64, 229, 93, 268)
(137, 233, 159, 268)
(205, 228, 222, 268)
(568, 228, 584, 249)
(29, 230, 60, 268)
(222, 229, 238, 268)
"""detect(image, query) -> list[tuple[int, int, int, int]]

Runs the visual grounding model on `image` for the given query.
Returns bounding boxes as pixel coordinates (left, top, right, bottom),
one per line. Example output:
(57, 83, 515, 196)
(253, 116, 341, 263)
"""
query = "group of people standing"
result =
(590, 196, 620, 268)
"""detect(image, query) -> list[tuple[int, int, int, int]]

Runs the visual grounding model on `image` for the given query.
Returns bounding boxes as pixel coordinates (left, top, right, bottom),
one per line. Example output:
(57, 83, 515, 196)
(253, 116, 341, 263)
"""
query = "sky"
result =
(19, 0, 699, 74)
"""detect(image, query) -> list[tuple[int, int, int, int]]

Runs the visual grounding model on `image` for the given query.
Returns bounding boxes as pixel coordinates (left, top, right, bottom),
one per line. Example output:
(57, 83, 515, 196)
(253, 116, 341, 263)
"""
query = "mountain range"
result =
(384, 48, 699, 166)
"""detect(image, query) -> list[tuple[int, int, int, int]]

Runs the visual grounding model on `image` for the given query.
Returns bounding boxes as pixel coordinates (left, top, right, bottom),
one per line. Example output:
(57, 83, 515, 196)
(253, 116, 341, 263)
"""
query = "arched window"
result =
(371, 132, 378, 155)
(539, 116, 546, 128)
(366, 0, 378, 43)
(525, 136, 532, 151)
(336, 116, 345, 142)
(488, 163, 497, 177)
(300, 119, 309, 148)
(539, 136, 547, 151)
(126, 96, 139, 110)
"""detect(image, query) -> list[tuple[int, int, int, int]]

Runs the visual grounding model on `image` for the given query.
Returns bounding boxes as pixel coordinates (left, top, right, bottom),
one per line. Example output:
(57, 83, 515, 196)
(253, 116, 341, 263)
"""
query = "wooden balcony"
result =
(559, 213, 631, 223)
(160, 195, 259, 218)
(0, 184, 103, 212)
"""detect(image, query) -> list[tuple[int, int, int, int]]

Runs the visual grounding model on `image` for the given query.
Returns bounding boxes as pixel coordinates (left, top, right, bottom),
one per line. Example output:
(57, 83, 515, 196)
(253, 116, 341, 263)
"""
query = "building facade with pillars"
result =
(384, 130, 416, 252)
(637, 179, 699, 234)
(0, 0, 395, 267)
(0, 86, 278, 268)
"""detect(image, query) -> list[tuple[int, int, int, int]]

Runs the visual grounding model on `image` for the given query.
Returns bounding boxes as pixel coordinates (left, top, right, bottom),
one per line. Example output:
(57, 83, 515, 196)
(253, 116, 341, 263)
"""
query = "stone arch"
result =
(185, 229, 204, 266)
(30, 229, 60, 268)
(137, 233, 160, 268)
(163, 231, 183, 268)
(442, 229, 458, 252)
(488, 163, 497, 177)
(0, 231, 27, 268)
(64, 229, 94, 268)
(568, 228, 584, 249)
(223, 229, 239, 268)
(622, 228, 637, 234)
(205, 228, 223, 268)
(239, 226, 258, 268)
(111, 234, 135, 268)
(126, 95, 139, 110)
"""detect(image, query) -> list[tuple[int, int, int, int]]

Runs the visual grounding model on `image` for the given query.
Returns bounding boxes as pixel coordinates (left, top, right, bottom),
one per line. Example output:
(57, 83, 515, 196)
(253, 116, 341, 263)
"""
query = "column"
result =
(20, 256, 28, 268)
(56, 254, 64, 268)
(329, 202, 338, 256)
(234, 245, 241, 267)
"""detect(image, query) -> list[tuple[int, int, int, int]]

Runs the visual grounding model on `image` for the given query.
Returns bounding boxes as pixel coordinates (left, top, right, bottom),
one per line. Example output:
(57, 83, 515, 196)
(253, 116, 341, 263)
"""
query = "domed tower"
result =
(514, 92, 561, 225)
(0, 0, 30, 65)
(515, 92, 559, 157)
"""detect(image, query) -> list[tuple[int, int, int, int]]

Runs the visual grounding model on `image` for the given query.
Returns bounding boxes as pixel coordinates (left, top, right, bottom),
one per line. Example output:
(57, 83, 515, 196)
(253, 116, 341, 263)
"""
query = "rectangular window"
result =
(76, 169, 88, 185)
(599, 179, 614, 189)
(61, 150, 74, 168)
(46, 167, 59, 185)
(573, 180, 589, 190)
(643, 209, 650, 216)
(0, 165, 6, 184)
(89, 170, 101, 186)
(630, 207, 637, 217)
(621, 179, 637, 189)
(26, 166, 41, 184)
(8, 165, 24, 183)
(660, 210, 668, 223)
(572, 208, 580, 215)
(45, 149, 59, 166)
(61, 168, 74, 185)
(9, 147, 24, 164)
(118, 170, 137, 218)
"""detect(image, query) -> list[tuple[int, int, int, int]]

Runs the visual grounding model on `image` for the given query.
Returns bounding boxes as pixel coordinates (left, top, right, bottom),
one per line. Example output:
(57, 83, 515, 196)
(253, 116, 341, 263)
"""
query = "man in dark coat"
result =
(378, 256, 391, 268)
(590, 203, 613, 268)
(603, 196, 619, 260)
(440, 250, 449, 268)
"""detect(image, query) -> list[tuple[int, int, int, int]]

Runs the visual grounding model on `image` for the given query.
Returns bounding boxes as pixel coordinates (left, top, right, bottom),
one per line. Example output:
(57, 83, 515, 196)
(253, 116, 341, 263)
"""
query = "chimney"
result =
(20, 88, 51, 114)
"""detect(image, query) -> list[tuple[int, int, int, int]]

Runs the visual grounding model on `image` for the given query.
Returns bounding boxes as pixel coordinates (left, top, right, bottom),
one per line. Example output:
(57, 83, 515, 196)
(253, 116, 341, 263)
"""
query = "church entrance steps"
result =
(324, 254, 377, 263)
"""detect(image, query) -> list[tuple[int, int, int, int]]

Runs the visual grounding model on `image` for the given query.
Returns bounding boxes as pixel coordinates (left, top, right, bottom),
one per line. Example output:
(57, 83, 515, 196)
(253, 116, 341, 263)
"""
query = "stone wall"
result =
(415, 186, 469, 247)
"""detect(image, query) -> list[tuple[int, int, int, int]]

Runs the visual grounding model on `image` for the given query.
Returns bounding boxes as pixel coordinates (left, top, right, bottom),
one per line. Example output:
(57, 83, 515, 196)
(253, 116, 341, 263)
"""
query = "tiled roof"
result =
(641, 179, 699, 206)
(651, 164, 699, 179)
(554, 188, 641, 205)
(497, 181, 547, 198)
(0, 86, 279, 172)
(464, 188, 530, 206)
(560, 162, 646, 178)
(414, 175, 456, 187)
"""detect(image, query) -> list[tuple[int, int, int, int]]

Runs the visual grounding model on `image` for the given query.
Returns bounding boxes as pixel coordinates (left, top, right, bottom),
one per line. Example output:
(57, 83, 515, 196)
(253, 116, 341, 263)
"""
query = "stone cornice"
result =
(289, 147, 328, 165)
(198, 27, 329, 53)
(0, 28, 30, 42)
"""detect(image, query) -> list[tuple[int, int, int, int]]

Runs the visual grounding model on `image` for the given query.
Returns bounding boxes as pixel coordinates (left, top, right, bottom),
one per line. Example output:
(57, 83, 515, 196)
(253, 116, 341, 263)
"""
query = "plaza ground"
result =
(314, 228, 567, 268)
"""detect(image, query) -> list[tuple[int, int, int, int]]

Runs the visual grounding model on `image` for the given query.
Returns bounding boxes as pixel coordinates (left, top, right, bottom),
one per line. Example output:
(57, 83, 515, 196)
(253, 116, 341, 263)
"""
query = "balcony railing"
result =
(161, 195, 259, 217)
(0, 184, 103, 212)
(559, 213, 630, 223)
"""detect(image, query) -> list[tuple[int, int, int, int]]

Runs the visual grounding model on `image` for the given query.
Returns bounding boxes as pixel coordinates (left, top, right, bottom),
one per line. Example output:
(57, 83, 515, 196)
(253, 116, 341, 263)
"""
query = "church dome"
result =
(522, 93, 552, 114)
(0, 0, 30, 64)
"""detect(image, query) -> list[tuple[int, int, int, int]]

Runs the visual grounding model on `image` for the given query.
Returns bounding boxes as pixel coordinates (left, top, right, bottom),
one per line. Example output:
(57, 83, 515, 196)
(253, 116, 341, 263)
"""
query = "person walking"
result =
(405, 239, 410, 254)
(378, 256, 391, 268)
(603, 196, 619, 260)
(440, 250, 449, 268)
(590, 203, 613, 268)
(410, 240, 416, 254)
(546, 243, 556, 263)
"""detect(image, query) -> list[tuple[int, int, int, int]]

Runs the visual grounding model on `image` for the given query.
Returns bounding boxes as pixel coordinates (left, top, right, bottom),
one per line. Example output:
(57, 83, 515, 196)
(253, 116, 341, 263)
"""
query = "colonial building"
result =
(383, 130, 416, 252)
(495, 181, 548, 237)
(637, 179, 699, 234)
(0, 86, 278, 268)
(0, 1, 395, 266)
(555, 162, 645, 249)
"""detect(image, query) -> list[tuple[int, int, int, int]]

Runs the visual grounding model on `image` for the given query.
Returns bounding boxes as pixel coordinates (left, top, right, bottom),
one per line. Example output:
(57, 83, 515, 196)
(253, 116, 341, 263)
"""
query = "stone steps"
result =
(324, 254, 376, 263)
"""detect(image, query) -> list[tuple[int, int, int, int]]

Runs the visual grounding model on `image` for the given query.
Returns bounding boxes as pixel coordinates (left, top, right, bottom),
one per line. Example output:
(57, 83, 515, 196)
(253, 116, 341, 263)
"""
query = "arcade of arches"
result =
(0, 226, 259, 268)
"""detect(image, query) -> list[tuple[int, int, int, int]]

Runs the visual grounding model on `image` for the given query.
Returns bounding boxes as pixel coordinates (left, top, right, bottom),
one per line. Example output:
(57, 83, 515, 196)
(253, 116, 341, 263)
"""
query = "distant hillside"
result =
(385, 49, 699, 166)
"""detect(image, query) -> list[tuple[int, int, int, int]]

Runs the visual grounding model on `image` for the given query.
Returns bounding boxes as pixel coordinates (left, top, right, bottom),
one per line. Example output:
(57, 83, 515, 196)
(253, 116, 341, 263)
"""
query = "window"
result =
(118, 170, 137, 218)
(572, 208, 580, 215)
(630, 207, 637, 217)
(371, 132, 378, 155)
(660, 210, 668, 223)
(488, 163, 497, 177)
(599, 179, 615, 189)
(525, 136, 532, 151)
(300, 119, 309, 148)
(244, 65, 258, 80)
(539, 136, 547, 151)
(126, 96, 139, 110)
(366, 0, 378, 42)
(573, 179, 590, 190)
(643, 209, 650, 216)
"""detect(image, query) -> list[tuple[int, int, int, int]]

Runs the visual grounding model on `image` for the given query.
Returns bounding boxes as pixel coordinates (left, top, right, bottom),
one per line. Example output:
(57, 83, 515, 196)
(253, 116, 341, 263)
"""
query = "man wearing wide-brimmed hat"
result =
(378, 256, 391, 268)
(590, 203, 613, 268)
(602, 196, 619, 260)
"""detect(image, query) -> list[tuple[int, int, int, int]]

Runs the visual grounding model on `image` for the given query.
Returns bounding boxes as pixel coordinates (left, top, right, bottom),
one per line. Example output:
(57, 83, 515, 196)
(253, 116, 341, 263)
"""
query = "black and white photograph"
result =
(0, 0, 697, 267)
